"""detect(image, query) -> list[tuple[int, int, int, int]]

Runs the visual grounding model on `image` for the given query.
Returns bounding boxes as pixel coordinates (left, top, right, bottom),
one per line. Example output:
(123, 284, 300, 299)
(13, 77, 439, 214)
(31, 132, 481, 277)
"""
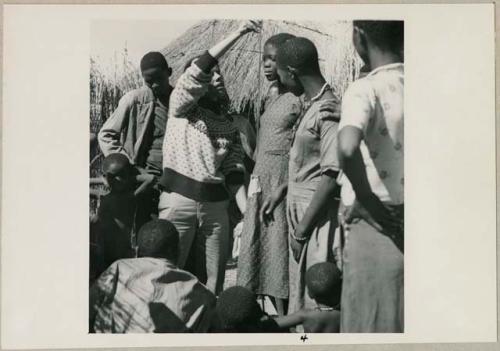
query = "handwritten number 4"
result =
(300, 334, 308, 342)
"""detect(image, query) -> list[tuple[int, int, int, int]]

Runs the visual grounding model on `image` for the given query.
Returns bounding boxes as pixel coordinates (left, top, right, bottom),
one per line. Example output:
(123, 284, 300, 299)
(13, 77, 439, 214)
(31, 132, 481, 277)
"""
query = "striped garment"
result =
(160, 52, 245, 202)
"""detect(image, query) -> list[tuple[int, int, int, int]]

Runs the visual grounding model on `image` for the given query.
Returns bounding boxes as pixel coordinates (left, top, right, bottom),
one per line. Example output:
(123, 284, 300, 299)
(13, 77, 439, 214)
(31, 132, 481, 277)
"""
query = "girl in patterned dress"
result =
(261, 37, 342, 321)
(237, 33, 301, 315)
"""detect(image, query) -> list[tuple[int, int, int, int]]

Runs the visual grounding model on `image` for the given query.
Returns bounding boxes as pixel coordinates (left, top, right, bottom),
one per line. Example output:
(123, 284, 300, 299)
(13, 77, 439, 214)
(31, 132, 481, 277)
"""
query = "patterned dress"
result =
(237, 92, 302, 299)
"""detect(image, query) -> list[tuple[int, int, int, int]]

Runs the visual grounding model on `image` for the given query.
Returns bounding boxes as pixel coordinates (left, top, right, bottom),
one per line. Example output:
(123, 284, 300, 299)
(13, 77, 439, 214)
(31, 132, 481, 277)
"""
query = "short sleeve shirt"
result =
(289, 100, 340, 185)
(338, 63, 404, 205)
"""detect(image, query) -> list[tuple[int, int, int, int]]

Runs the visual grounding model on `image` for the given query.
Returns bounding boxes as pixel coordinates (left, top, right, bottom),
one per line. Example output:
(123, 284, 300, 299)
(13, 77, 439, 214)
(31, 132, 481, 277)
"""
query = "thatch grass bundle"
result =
(162, 20, 362, 119)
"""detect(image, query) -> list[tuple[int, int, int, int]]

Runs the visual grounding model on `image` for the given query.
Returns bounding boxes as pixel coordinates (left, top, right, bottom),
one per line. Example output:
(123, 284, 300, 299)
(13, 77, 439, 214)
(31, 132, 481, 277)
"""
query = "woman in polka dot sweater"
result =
(159, 20, 262, 295)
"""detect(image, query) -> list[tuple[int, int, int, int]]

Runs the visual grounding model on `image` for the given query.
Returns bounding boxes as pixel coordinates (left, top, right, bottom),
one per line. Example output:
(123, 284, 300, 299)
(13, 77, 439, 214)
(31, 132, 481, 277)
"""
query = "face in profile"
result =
(206, 65, 228, 103)
(142, 66, 172, 98)
(263, 43, 279, 81)
(276, 64, 303, 97)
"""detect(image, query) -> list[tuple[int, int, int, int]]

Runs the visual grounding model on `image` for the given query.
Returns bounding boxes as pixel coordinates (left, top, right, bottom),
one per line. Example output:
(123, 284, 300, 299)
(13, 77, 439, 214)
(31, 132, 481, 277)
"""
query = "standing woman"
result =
(261, 37, 342, 317)
(237, 33, 301, 316)
(159, 20, 261, 295)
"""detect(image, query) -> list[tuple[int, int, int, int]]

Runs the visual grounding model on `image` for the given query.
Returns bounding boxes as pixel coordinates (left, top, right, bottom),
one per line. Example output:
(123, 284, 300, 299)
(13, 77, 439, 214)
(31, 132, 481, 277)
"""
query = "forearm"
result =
(296, 173, 338, 236)
(277, 183, 288, 199)
(208, 30, 243, 60)
(273, 311, 304, 329)
(228, 183, 247, 214)
(234, 184, 247, 214)
(341, 147, 373, 201)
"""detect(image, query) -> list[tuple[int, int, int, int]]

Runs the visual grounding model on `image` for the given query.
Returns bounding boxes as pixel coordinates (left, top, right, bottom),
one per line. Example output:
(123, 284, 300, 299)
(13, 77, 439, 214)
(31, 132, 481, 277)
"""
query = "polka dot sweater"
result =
(160, 52, 245, 202)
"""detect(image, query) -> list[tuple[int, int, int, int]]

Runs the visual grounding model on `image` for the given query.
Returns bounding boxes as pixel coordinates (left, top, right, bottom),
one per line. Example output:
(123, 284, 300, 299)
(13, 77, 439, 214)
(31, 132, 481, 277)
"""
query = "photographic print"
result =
(3, 2, 497, 349)
(88, 18, 404, 334)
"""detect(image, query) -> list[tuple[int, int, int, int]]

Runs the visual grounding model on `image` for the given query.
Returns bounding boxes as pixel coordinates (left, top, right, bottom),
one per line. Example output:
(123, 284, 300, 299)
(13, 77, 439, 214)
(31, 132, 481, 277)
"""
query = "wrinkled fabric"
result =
(286, 182, 339, 319)
(91, 257, 215, 333)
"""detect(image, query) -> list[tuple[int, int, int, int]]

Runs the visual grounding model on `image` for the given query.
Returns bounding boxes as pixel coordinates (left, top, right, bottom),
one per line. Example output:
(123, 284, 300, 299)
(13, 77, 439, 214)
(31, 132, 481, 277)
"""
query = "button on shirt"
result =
(339, 63, 404, 206)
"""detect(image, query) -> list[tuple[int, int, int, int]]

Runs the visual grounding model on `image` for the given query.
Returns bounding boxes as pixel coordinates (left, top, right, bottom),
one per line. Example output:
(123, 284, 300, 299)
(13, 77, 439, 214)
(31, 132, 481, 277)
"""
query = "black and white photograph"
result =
(89, 18, 404, 334)
(2, 3, 496, 349)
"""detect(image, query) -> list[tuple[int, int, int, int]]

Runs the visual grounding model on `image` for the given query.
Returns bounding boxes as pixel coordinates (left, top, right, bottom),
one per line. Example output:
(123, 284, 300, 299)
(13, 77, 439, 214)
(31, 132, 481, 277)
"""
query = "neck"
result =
(300, 74, 327, 100)
(275, 81, 288, 95)
(366, 46, 401, 71)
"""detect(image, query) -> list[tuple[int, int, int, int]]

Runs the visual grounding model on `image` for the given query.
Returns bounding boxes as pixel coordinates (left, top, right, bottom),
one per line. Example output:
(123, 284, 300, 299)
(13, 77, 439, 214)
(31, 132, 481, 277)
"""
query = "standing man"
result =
(337, 20, 404, 332)
(98, 52, 173, 227)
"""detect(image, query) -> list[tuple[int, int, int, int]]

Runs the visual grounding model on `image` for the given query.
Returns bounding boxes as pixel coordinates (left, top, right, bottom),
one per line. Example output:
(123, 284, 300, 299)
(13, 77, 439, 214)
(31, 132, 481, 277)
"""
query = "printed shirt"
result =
(289, 99, 341, 186)
(339, 63, 404, 206)
(91, 257, 216, 333)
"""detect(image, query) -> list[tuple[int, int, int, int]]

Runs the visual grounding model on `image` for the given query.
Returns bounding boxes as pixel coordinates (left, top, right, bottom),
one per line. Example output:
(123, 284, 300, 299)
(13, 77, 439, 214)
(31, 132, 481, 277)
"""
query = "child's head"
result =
(352, 20, 404, 64)
(263, 33, 296, 82)
(102, 153, 135, 193)
(306, 262, 342, 308)
(275, 37, 321, 96)
(137, 219, 179, 262)
(215, 286, 265, 332)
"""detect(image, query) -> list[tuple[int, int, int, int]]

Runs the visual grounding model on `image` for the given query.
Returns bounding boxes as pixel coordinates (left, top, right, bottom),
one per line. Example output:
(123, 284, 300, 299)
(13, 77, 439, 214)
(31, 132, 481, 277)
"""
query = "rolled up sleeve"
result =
(98, 92, 133, 158)
(319, 110, 341, 175)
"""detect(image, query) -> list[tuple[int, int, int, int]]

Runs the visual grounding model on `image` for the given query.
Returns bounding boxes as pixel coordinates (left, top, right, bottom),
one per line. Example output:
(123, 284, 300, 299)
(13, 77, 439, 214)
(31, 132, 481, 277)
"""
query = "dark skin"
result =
(261, 62, 340, 262)
(141, 66, 173, 106)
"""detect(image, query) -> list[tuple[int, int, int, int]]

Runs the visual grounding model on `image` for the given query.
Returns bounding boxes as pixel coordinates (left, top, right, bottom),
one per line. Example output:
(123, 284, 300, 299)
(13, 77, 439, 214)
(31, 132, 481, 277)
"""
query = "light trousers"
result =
(158, 191, 229, 295)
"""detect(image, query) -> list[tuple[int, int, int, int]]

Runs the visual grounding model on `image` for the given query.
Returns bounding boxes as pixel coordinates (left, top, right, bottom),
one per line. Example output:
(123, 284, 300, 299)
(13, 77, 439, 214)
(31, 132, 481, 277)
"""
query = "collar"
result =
(367, 63, 404, 77)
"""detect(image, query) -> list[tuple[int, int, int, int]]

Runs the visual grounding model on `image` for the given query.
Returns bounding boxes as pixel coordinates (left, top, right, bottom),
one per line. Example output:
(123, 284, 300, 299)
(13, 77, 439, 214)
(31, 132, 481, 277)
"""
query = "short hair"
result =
(353, 20, 404, 53)
(305, 262, 342, 305)
(216, 286, 263, 331)
(140, 51, 169, 72)
(276, 37, 320, 74)
(102, 153, 131, 174)
(264, 33, 296, 48)
(137, 219, 179, 260)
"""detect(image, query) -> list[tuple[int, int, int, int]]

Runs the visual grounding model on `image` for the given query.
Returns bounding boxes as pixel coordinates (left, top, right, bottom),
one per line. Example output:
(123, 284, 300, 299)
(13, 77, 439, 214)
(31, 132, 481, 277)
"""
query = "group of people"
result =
(89, 19, 404, 333)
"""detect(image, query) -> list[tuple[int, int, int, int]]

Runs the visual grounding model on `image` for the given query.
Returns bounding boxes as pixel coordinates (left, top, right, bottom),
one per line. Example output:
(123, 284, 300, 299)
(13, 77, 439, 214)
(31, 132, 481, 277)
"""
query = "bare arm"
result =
(134, 173, 156, 197)
(208, 20, 261, 60)
(273, 310, 306, 329)
(338, 126, 401, 232)
(294, 172, 338, 237)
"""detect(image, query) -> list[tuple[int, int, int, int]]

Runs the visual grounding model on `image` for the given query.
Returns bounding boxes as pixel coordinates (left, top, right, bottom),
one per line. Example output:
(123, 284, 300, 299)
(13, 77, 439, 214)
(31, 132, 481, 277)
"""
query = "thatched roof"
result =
(161, 20, 362, 119)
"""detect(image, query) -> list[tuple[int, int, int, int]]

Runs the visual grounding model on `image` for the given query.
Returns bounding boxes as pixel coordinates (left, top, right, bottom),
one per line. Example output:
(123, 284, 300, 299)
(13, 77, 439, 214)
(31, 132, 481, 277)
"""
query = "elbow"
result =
(339, 143, 357, 162)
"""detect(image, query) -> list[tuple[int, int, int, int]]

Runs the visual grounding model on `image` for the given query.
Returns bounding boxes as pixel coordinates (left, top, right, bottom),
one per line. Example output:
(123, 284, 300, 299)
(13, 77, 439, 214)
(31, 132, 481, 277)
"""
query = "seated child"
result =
(274, 262, 342, 333)
(91, 153, 156, 269)
(90, 219, 216, 333)
(212, 286, 283, 333)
